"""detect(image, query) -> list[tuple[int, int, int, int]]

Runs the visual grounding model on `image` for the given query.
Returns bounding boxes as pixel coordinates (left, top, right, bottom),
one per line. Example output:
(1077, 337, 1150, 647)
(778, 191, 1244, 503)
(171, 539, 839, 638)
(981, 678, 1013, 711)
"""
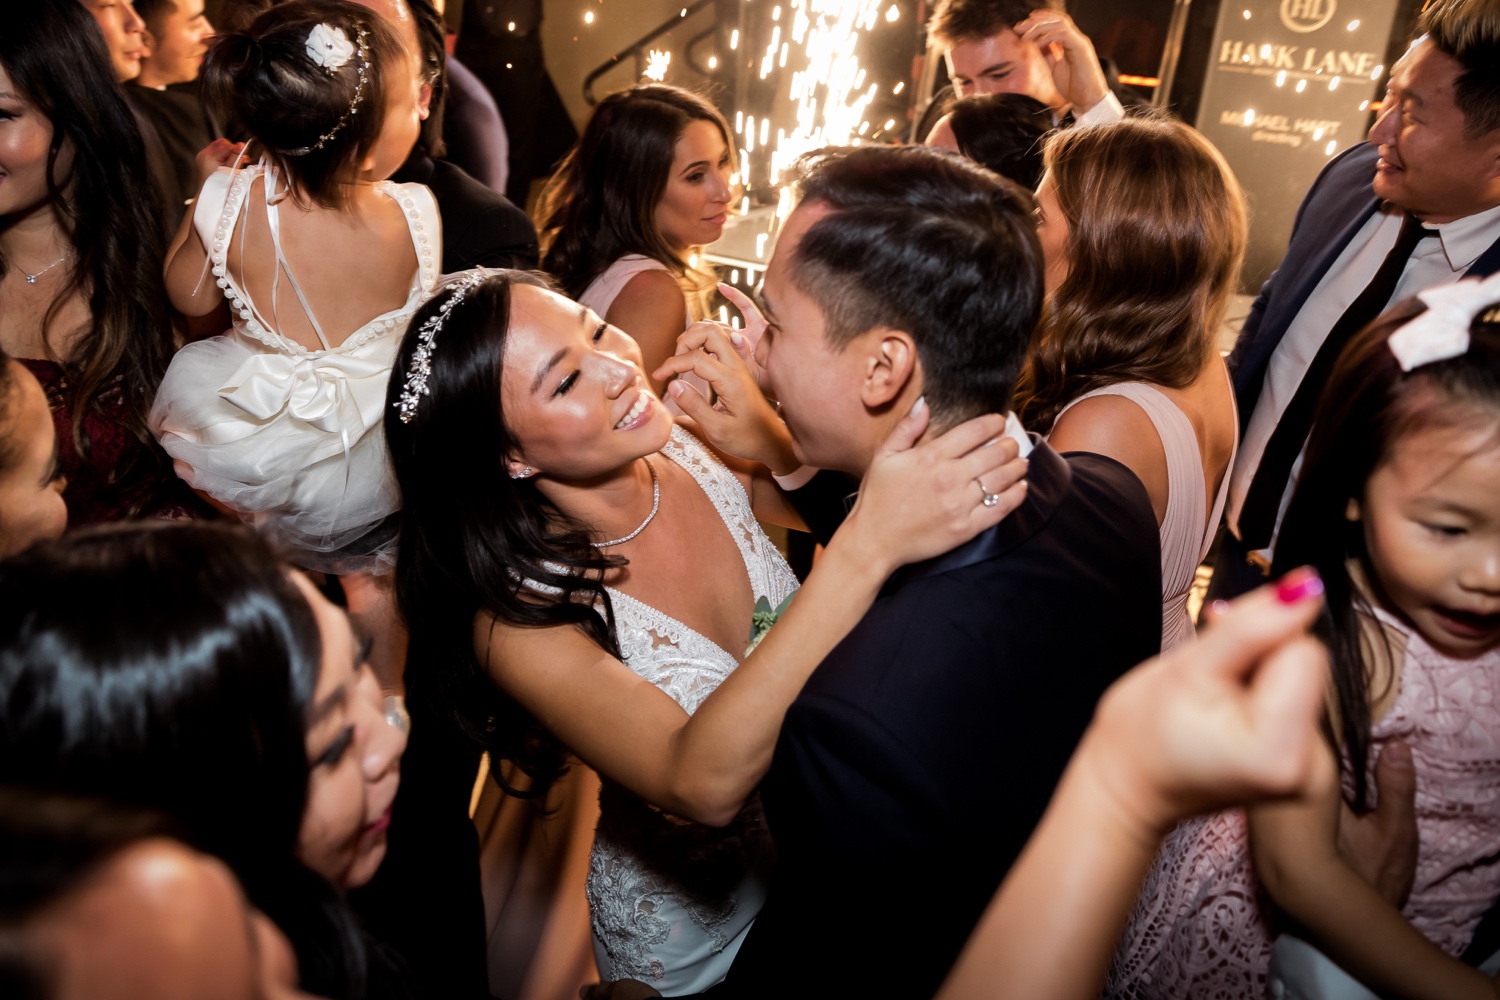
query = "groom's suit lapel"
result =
(880, 437, 1071, 597)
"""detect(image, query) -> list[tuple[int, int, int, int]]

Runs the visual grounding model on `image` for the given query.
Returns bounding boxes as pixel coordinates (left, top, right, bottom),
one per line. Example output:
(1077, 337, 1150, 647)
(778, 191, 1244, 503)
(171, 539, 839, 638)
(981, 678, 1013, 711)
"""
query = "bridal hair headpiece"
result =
(395, 270, 490, 424)
(284, 23, 371, 156)
(1388, 271, 1500, 372)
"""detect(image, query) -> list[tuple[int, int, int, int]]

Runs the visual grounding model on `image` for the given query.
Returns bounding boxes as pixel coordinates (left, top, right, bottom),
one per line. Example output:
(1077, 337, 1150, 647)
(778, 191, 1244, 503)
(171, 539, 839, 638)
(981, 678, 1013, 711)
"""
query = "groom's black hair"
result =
(788, 145, 1044, 424)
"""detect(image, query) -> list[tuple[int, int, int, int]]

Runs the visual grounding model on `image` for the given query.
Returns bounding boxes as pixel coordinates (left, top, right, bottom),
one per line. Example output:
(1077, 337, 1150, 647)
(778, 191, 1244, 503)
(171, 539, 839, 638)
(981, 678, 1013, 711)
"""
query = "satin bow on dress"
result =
(217, 351, 389, 432)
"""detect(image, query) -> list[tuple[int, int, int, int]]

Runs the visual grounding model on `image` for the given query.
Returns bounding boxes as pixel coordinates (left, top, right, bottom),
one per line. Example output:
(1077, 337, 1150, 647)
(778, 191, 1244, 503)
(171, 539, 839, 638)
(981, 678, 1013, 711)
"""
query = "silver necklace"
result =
(592, 458, 660, 548)
(19, 253, 69, 285)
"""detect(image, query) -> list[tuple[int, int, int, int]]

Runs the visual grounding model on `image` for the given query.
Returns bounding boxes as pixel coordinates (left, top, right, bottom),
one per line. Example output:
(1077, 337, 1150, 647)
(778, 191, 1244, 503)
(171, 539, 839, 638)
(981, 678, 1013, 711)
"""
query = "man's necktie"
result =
(1237, 212, 1438, 559)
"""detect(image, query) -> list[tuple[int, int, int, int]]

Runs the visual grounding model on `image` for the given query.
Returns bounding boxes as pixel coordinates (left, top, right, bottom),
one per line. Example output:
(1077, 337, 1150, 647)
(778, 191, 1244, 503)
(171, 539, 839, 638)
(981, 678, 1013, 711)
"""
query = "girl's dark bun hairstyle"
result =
(202, 0, 406, 208)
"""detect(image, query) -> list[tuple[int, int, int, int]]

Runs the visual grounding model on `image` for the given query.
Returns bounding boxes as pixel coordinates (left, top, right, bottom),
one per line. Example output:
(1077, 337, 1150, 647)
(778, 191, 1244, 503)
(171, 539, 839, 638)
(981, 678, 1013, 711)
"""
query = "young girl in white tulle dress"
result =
(152, 0, 436, 577)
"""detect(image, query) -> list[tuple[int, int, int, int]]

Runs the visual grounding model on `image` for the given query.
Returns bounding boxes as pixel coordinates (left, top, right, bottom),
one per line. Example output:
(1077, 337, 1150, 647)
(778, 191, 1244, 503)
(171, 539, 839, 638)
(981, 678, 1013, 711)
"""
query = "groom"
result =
(640, 146, 1162, 999)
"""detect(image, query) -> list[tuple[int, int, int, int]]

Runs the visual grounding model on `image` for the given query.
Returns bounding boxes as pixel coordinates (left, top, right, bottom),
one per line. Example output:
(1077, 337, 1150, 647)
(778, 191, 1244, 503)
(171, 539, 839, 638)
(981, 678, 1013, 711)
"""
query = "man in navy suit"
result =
(1212, 0, 1500, 600)
(622, 145, 1162, 1000)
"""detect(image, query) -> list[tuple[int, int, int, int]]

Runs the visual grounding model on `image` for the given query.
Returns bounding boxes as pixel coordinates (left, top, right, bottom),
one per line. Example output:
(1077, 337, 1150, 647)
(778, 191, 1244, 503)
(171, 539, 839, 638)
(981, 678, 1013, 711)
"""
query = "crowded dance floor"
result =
(1, 0, 1498, 996)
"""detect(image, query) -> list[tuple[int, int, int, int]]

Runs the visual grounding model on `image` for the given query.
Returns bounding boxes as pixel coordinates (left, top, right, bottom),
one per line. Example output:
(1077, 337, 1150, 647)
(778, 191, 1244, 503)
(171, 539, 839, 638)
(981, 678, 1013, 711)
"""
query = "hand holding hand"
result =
(195, 139, 247, 185)
(838, 400, 1029, 576)
(1080, 571, 1331, 842)
(1014, 11, 1110, 116)
(652, 321, 797, 474)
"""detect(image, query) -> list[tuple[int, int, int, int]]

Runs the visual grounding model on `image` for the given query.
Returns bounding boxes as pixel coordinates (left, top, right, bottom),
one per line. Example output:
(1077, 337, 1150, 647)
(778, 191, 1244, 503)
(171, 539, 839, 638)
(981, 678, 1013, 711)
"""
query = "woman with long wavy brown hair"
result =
(1014, 116, 1248, 648)
(536, 84, 733, 390)
(0, 0, 196, 526)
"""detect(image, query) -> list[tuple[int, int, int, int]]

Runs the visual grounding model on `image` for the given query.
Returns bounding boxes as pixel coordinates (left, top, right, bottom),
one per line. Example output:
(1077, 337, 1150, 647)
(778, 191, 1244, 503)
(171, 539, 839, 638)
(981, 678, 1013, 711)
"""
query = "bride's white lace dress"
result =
(586, 426, 798, 994)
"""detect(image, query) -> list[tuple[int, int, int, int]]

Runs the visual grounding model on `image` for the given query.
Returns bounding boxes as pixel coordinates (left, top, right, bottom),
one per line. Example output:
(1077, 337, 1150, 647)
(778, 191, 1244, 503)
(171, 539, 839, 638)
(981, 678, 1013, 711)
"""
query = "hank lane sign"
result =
(1194, 0, 1402, 287)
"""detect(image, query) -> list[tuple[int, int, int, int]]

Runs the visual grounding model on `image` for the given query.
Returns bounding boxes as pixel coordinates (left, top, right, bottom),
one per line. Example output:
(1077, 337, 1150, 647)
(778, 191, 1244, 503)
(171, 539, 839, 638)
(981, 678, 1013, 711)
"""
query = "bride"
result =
(383, 268, 1027, 994)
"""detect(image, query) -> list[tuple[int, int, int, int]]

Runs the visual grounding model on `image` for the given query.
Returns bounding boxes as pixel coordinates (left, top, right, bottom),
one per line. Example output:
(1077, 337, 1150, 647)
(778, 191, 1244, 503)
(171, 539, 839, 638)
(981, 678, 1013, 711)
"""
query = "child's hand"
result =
(1081, 569, 1330, 840)
(195, 139, 246, 185)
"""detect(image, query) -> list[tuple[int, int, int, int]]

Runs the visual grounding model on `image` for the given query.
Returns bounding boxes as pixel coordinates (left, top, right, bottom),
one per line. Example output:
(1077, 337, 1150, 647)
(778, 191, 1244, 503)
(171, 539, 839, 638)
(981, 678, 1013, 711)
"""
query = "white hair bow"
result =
(1388, 271, 1500, 372)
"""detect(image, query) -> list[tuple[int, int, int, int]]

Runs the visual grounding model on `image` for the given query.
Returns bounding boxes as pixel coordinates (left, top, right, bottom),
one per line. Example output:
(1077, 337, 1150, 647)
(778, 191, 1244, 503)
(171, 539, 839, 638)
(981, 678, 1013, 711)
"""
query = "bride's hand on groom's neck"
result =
(838, 400, 1029, 576)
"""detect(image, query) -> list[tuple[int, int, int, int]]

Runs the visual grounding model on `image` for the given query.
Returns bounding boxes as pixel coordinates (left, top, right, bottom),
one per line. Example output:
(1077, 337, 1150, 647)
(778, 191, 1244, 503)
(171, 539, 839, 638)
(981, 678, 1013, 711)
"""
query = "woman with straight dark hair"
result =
(0, 522, 409, 1000)
(1015, 116, 1248, 649)
(537, 85, 734, 388)
(0, 0, 195, 526)
(384, 269, 1026, 992)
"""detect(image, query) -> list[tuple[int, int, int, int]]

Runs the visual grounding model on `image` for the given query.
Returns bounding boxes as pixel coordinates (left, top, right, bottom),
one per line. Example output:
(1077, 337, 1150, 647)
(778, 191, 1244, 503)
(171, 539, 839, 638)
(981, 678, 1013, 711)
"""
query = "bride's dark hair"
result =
(384, 271, 622, 795)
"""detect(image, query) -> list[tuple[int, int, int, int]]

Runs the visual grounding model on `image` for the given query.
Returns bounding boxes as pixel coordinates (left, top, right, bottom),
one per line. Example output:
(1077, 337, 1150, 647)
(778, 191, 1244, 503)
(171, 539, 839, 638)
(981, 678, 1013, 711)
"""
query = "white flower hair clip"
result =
(305, 23, 356, 71)
(1388, 271, 1500, 372)
(395, 270, 492, 424)
(283, 23, 371, 155)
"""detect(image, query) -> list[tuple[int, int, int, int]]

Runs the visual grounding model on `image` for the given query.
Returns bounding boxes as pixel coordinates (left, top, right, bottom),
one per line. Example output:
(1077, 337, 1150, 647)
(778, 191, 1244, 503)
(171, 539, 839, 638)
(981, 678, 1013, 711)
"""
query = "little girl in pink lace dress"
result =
(1109, 278, 1500, 999)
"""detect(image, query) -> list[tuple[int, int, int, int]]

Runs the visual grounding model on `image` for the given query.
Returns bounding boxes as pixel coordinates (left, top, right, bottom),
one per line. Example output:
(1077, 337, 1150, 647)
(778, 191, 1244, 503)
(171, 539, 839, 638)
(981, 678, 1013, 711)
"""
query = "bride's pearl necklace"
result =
(592, 459, 661, 549)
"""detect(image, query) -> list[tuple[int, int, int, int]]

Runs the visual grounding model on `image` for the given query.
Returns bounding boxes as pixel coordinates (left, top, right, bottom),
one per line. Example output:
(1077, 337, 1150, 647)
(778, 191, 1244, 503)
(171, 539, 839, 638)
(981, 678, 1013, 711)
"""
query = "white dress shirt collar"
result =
(1429, 201, 1500, 274)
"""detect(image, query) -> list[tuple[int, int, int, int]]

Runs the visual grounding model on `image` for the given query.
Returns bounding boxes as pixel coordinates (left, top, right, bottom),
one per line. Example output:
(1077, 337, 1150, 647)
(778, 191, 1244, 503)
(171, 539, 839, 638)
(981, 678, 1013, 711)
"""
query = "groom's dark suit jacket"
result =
(691, 441, 1161, 999)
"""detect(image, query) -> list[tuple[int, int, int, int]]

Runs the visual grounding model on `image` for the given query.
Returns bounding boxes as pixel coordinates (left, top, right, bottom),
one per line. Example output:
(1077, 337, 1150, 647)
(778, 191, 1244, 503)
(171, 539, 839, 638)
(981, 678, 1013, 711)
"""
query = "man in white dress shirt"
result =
(1211, 0, 1500, 600)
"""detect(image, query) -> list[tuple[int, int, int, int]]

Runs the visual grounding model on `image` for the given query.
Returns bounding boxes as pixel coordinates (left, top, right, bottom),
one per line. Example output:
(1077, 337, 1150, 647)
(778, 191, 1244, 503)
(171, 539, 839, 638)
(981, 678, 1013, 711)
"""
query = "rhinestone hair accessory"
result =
(395, 270, 490, 424)
(283, 23, 371, 156)
(1388, 271, 1500, 372)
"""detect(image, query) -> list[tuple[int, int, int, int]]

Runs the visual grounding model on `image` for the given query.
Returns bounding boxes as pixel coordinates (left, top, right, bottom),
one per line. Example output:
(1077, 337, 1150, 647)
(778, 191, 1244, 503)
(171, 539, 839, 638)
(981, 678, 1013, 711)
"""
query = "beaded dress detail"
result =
(586, 426, 798, 995)
(150, 164, 439, 572)
(1107, 609, 1500, 999)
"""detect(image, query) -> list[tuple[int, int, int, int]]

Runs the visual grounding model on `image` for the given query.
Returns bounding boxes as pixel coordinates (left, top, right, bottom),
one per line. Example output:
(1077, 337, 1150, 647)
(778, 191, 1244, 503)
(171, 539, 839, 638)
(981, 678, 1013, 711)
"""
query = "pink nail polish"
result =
(1210, 599, 1231, 618)
(1276, 569, 1324, 604)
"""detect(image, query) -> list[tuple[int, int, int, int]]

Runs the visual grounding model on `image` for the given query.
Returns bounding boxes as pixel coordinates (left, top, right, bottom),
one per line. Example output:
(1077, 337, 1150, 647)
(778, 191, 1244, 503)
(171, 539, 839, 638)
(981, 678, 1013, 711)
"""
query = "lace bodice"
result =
(587, 426, 796, 994)
(606, 427, 800, 713)
(1107, 613, 1500, 999)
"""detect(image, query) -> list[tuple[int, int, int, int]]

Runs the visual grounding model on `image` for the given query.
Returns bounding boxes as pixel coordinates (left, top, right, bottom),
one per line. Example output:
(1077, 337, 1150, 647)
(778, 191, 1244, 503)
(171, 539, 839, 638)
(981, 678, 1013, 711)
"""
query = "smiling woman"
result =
(536, 85, 735, 388)
(382, 268, 1029, 993)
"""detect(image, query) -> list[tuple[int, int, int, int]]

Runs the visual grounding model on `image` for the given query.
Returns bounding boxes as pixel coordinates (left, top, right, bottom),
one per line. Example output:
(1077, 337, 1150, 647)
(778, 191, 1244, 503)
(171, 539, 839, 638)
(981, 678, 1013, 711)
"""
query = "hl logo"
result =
(1280, 0, 1337, 32)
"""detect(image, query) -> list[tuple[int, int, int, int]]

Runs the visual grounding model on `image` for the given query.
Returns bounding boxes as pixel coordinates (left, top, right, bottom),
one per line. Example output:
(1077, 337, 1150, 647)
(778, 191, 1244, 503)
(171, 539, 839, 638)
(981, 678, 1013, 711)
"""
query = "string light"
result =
(583, 10, 593, 23)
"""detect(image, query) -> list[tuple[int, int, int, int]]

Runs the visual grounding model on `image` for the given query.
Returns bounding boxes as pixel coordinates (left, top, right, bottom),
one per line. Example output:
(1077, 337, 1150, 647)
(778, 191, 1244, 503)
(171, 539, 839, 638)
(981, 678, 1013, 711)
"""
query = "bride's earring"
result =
(510, 466, 534, 480)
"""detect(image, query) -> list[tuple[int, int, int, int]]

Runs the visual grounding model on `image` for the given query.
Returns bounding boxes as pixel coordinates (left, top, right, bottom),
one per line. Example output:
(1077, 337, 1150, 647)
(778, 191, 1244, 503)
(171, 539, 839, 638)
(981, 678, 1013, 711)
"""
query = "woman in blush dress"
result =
(1015, 117, 1247, 650)
(537, 85, 733, 390)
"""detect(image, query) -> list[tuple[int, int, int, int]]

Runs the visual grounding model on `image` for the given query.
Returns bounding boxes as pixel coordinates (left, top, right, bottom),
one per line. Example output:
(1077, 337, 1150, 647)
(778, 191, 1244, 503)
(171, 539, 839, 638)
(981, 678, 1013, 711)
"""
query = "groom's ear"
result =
(857, 328, 918, 410)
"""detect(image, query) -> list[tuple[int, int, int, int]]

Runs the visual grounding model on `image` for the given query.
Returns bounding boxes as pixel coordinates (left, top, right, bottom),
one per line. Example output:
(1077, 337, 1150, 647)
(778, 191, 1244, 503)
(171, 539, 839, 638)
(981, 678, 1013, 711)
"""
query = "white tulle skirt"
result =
(150, 328, 402, 574)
